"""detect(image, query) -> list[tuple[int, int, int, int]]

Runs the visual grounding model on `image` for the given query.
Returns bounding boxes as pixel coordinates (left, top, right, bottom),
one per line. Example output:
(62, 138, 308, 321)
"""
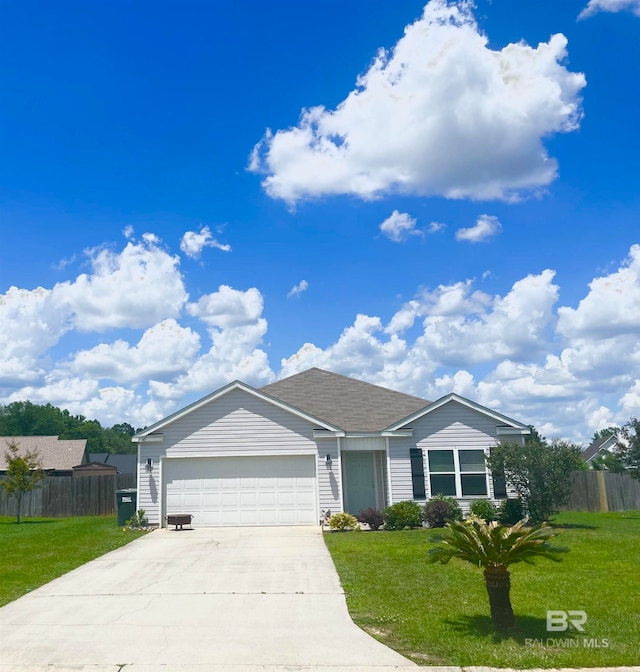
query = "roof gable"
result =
(260, 368, 430, 432)
(134, 380, 341, 439)
(583, 434, 617, 462)
(384, 393, 530, 432)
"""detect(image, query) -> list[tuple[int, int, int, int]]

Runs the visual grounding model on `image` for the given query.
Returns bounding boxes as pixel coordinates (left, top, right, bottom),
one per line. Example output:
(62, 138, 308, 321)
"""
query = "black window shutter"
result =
(410, 448, 426, 500)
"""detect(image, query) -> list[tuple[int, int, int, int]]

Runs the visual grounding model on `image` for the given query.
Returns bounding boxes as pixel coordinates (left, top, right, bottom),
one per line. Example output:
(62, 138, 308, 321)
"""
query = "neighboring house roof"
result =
(88, 452, 137, 474)
(0, 436, 88, 471)
(73, 461, 117, 472)
(260, 368, 430, 432)
(105, 454, 137, 474)
(583, 434, 617, 463)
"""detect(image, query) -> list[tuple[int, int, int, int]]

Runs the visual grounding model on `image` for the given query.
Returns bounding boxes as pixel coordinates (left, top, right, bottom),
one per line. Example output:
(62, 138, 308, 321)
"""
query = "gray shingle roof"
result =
(88, 452, 137, 474)
(260, 368, 430, 432)
(0, 436, 88, 471)
(583, 434, 617, 462)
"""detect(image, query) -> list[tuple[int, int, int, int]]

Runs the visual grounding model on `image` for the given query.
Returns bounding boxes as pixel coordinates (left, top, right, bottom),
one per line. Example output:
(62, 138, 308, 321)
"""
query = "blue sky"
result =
(1, 0, 640, 442)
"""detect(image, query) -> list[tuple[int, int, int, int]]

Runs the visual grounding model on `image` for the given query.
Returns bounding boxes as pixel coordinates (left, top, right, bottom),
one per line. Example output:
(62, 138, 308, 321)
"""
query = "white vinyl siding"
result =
(137, 388, 321, 525)
(317, 438, 341, 517)
(160, 388, 318, 454)
(388, 436, 414, 503)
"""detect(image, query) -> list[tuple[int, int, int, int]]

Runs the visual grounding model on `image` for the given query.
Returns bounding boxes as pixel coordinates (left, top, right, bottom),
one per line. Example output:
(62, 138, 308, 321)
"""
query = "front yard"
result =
(324, 511, 640, 668)
(0, 515, 148, 607)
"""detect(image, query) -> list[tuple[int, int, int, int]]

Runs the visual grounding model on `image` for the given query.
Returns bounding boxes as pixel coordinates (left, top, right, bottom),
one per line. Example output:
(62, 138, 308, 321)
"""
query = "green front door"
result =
(343, 451, 376, 515)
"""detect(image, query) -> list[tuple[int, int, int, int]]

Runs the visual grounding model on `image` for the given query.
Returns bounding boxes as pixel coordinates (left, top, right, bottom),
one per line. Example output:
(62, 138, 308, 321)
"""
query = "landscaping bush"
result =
(424, 494, 463, 528)
(384, 500, 424, 530)
(125, 508, 150, 530)
(468, 499, 497, 522)
(498, 498, 525, 525)
(328, 512, 360, 531)
(357, 508, 385, 530)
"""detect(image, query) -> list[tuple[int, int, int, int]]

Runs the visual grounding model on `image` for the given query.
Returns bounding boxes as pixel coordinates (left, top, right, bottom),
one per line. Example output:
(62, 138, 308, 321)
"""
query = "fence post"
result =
(596, 470, 609, 512)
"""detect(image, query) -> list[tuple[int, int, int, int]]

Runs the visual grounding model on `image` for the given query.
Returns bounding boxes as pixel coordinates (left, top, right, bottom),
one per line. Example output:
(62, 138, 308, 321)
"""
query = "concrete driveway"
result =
(0, 526, 416, 671)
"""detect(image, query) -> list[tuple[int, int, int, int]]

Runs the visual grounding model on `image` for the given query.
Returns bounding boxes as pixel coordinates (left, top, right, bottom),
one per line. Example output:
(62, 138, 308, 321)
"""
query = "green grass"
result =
(0, 515, 148, 607)
(324, 511, 640, 668)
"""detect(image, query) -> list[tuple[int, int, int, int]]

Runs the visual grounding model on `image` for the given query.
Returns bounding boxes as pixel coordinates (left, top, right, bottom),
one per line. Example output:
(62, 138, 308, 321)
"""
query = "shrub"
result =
(384, 500, 424, 530)
(357, 508, 385, 530)
(424, 494, 463, 528)
(498, 498, 525, 525)
(469, 499, 498, 522)
(125, 509, 149, 529)
(328, 512, 360, 531)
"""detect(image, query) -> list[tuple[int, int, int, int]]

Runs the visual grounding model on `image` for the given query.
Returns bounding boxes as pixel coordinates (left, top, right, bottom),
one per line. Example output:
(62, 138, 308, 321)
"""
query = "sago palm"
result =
(428, 518, 567, 632)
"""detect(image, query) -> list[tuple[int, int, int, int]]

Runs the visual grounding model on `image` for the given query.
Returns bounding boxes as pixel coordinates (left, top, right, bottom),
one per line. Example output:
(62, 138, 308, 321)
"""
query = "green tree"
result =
(1, 440, 45, 523)
(590, 451, 626, 472)
(0, 402, 139, 454)
(428, 518, 566, 632)
(487, 437, 586, 523)
(616, 418, 640, 480)
(591, 426, 620, 442)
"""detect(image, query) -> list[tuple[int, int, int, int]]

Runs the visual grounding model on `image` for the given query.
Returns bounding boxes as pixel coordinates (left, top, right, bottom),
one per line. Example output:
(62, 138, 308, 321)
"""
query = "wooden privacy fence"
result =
(0, 474, 136, 518)
(562, 470, 640, 512)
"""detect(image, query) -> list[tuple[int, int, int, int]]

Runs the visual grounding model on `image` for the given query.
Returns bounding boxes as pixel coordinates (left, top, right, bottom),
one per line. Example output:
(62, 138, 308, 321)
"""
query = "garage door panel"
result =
(164, 456, 317, 527)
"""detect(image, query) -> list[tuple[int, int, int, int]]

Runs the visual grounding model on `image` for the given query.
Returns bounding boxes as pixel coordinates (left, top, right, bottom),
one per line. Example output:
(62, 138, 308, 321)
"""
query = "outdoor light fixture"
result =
(325, 453, 332, 468)
(146, 457, 153, 472)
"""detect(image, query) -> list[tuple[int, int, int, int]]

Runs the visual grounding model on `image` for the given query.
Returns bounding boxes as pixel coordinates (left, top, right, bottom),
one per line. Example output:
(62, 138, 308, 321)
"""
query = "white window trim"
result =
(426, 448, 490, 499)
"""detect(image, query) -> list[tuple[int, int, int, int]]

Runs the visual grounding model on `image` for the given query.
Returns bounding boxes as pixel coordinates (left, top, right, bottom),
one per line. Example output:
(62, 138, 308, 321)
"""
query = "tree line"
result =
(0, 401, 140, 454)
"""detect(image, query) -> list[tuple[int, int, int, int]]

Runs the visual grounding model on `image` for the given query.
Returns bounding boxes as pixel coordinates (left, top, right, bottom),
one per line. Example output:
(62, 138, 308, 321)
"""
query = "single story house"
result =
(1, 436, 88, 476)
(133, 368, 529, 527)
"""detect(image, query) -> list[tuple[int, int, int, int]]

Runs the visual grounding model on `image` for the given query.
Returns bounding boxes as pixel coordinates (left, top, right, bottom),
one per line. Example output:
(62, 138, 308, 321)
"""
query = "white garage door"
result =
(164, 456, 317, 526)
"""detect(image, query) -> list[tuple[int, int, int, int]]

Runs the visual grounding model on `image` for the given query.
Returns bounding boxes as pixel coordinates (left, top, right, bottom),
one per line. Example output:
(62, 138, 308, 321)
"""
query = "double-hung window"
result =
(427, 449, 489, 498)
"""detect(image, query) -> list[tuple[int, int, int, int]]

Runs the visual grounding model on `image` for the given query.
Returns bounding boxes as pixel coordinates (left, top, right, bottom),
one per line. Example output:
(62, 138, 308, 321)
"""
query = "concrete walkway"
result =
(0, 526, 417, 670)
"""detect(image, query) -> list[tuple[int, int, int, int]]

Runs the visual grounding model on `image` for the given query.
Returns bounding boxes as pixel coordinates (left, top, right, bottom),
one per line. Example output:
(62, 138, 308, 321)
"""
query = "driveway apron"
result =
(0, 526, 416, 669)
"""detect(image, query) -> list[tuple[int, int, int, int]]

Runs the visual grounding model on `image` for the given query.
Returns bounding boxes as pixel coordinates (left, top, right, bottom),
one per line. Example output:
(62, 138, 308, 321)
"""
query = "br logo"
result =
(546, 610, 587, 632)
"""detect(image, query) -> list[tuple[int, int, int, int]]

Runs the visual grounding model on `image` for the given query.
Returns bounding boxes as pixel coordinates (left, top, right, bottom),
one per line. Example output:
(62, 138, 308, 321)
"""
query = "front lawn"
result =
(0, 515, 148, 607)
(324, 511, 640, 668)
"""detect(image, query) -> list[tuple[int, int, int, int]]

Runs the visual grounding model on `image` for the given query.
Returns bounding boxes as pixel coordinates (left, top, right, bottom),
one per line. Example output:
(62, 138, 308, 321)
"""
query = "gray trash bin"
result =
(116, 488, 137, 526)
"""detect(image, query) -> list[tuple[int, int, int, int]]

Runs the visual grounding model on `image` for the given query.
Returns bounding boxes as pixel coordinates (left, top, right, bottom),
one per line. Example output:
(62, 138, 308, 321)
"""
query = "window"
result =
(410, 448, 426, 500)
(427, 448, 488, 498)
(428, 450, 456, 497)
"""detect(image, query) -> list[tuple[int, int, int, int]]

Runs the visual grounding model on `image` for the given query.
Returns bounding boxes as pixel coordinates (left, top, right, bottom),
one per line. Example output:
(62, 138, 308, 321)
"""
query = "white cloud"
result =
(180, 225, 231, 259)
(250, 0, 585, 204)
(187, 285, 264, 329)
(557, 245, 640, 339)
(455, 214, 502, 243)
(428, 221, 447, 233)
(0, 286, 67, 387)
(151, 288, 274, 401)
(380, 211, 422, 243)
(281, 269, 559, 399)
(70, 320, 201, 384)
(56, 237, 188, 332)
(288, 280, 309, 297)
(579, 0, 640, 19)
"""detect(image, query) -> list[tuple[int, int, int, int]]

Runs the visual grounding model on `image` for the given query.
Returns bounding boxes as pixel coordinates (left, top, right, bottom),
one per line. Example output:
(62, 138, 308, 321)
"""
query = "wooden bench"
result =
(166, 514, 193, 530)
